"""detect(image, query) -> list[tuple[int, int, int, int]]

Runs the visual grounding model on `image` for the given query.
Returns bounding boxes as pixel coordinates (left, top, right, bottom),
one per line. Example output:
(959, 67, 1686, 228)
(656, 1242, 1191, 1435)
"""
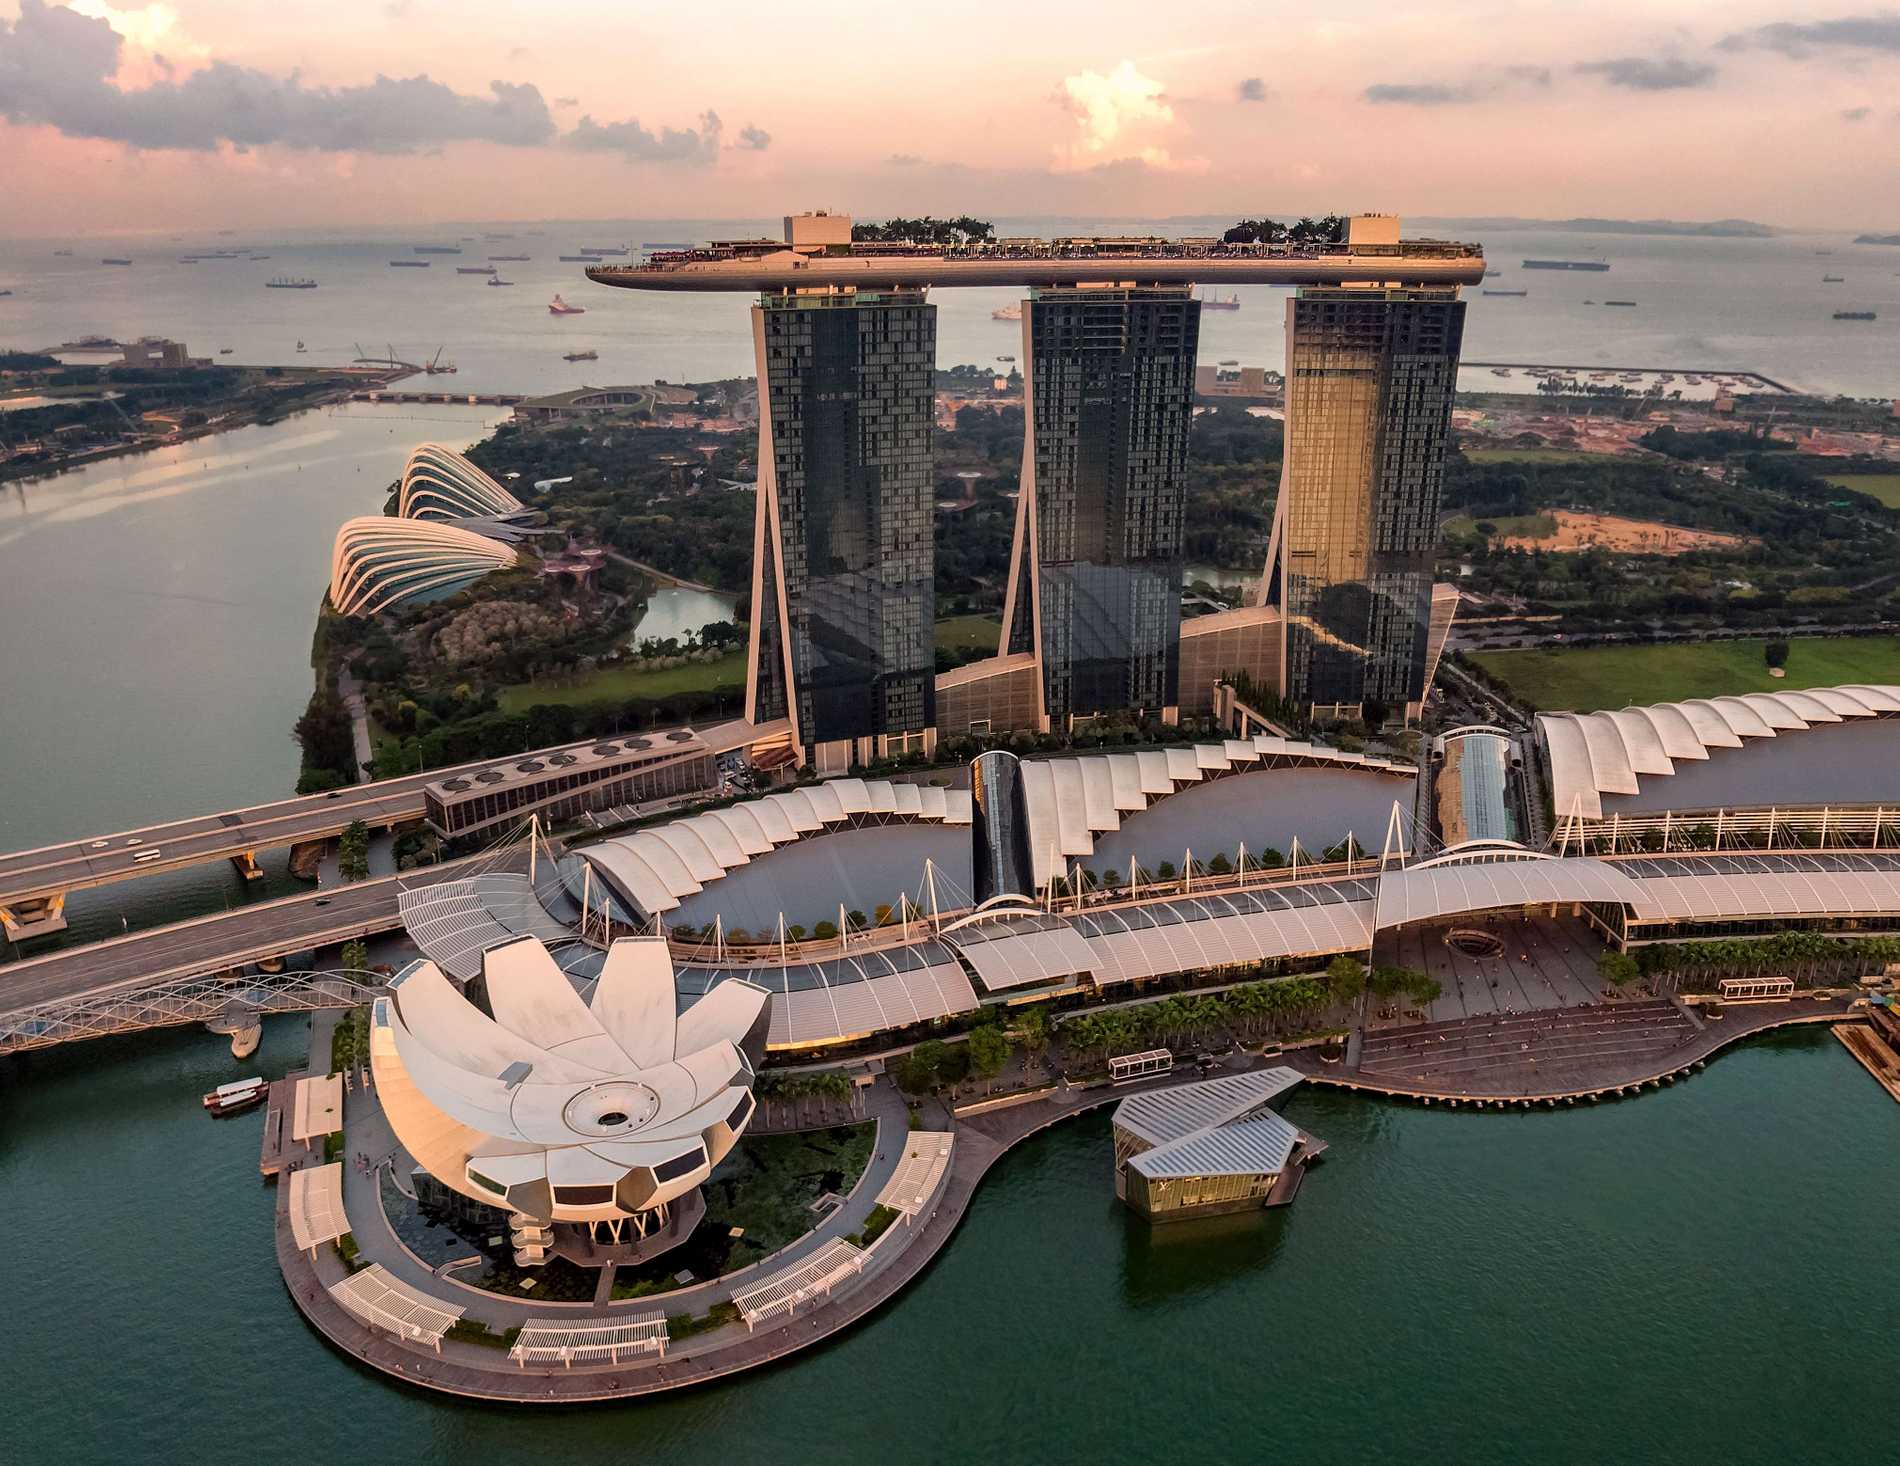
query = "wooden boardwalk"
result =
(1834, 1024, 1900, 1103)
(258, 1072, 310, 1177)
(1290, 996, 1857, 1106)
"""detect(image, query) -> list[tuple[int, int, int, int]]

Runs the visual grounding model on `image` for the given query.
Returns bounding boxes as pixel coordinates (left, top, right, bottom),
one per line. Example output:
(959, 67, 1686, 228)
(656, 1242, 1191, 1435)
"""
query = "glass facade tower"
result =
(746, 291, 937, 757)
(1270, 286, 1465, 718)
(1003, 287, 1200, 728)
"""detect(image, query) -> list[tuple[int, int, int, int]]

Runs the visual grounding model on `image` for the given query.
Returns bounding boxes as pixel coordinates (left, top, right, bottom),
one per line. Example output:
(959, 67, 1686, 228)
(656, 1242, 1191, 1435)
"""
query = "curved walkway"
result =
(280, 1000, 1857, 1402)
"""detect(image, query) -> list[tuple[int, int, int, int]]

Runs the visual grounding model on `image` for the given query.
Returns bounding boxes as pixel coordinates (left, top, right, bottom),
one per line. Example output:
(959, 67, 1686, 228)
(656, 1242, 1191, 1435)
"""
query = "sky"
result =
(2, 0, 1899, 234)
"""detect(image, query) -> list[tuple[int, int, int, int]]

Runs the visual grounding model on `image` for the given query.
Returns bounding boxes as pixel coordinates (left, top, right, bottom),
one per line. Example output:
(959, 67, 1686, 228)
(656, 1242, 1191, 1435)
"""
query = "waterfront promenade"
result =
(275, 991, 1857, 1403)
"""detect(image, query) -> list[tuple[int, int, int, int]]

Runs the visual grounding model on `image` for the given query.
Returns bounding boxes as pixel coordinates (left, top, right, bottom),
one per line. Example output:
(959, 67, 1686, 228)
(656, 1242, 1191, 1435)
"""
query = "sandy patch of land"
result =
(1495, 509, 1750, 554)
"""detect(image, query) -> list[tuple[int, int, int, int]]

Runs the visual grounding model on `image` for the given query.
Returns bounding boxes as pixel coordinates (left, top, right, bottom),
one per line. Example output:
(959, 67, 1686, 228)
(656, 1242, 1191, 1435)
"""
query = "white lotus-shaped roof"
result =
(370, 935, 769, 1223)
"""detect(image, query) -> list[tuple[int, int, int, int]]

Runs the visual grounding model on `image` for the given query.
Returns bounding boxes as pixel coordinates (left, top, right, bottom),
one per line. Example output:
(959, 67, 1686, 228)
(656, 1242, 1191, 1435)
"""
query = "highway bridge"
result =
(0, 717, 770, 942)
(0, 771, 446, 941)
(0, 855, 510, 1056)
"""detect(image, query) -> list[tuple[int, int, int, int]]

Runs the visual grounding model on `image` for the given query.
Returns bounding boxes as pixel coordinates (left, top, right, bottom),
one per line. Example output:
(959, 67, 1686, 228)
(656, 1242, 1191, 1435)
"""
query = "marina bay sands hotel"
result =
(590, 214, 1483, 772)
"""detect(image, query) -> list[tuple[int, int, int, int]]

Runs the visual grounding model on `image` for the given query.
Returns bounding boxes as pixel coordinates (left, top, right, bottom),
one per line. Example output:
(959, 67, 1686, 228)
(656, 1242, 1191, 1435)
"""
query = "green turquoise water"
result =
(2, 1021, 1894, 1465)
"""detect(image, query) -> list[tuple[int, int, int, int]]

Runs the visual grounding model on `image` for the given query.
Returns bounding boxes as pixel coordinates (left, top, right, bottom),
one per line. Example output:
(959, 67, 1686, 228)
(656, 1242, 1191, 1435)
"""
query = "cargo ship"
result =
(489, 254, 530, 261)
(101, 257, 132, 265)
(563, 349, 598, 361)
(390, 259, 430, 268)
(1833, 310, 1876, 321)
(1522, 259, 1609, 271)
(414, 245, 462, 255)
(1822, 274, 1844, 283)
(1604, 300, 1637, 307)
(266, 276, 318, 289)
(1482, 288, 1528, 297)
(549, 294, 586, 315)
(457, 265, 497, 275)
(557, 254, 593, 262)
(488, 277, 515, 287)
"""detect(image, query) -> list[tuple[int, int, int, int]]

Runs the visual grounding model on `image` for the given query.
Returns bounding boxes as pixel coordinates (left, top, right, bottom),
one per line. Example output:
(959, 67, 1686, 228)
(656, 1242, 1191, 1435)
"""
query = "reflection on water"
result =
(630, 584, 739, 647)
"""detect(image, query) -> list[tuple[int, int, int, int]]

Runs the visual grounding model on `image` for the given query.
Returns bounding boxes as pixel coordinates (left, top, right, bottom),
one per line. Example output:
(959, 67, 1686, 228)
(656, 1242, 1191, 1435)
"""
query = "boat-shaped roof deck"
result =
(587, 236, 1485, 293)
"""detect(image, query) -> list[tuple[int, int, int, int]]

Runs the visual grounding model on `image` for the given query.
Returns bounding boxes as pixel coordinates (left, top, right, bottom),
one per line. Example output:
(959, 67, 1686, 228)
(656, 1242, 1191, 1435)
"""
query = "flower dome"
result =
(370, 935, 770, 1226)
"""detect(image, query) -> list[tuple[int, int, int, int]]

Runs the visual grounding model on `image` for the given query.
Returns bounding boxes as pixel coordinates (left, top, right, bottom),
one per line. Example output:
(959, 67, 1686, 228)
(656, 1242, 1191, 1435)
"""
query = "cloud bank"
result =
(1575, 57, 1718, 90)
(0, 0, 757, 165)
(0, 0, 554, 151)
(1721, 14, 1900, 56)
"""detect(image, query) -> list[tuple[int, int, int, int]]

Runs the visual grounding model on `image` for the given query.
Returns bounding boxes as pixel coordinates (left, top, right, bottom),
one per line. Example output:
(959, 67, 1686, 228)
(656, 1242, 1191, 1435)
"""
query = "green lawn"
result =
(496, 651, 746, 712)
(1824, 473, 1900, 510)
(1470, 636, 1900, 712)
(935, 615, 1002, 653)
(1462, 447, 1606, 465)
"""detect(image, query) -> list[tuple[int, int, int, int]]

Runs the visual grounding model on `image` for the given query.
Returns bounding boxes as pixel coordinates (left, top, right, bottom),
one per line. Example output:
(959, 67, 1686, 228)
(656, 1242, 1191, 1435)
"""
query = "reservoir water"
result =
(0, 403, 731, 957)
(2, 1021, 1893, 1464)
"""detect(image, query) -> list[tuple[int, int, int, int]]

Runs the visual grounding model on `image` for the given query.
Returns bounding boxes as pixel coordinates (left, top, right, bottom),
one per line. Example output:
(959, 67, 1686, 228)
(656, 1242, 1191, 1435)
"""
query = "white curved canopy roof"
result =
(329, 515, 516, 616)
(398, 443, 526, 521)
(1015, 738, 1413, 890)
(578, 778, 973, 919)
(1539, 685, 1900, 820)
(370, 936, 768, 1223)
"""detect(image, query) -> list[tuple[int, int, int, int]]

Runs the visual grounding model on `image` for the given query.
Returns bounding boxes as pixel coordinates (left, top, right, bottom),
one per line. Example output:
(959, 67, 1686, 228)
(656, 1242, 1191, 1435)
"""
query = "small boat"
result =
(1483, 269, 1500, 278)
(0, 288, 11, 297)
(101, 257, 132, 266)
(204, 1076, 267, 1116)
(487, 277, 515, 287)
(564, 349, 598, 361)
(219, 347, 234, 355)
(1490, 367, 1512, 377)
(250, 255, 271, 261)
(296, 340, 307, 352)
(1822, 274, 1844, 283)
(53, 248, 73, 256)
(549, 294, 586, 316)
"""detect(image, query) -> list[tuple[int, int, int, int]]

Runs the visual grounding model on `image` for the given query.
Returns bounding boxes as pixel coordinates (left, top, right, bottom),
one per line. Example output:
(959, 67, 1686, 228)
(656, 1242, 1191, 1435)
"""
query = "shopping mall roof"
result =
(1374, 855, 1664, 928)
(1616, 849, 1900, 925)
(1015, 738, 1412, 890)
(679, 940, 980, 1049)
(1539, 685, 1900, 821)
(575, 778, 972, 920)
(1073, 877, 1378, 985)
